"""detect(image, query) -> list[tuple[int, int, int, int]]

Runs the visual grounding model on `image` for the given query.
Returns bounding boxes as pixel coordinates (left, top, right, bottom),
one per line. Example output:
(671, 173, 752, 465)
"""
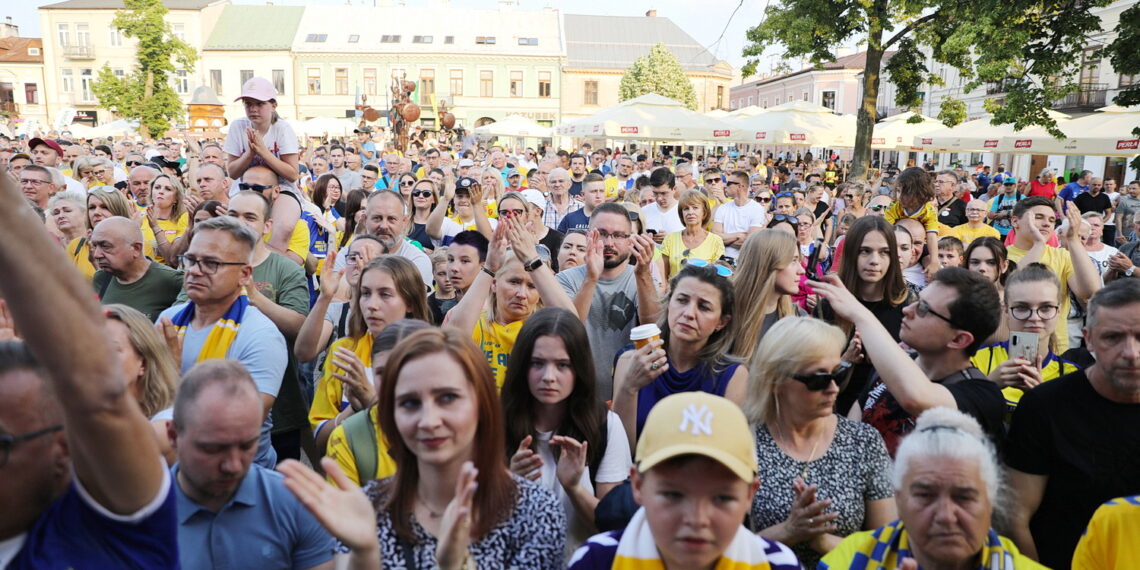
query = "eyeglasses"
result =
(914, 299, 957, 327)
(400, 180, 416, 187)
(346, 252, 368, 265)
(411, 190, 434, 198)
(179, 254, 246, 275)
(597, 230, 631, 242)
(726, 181, 741, 187)
(755, 196, 772, 203)
(684, 258, 733, 277)
(792, 362, 852, 391)
(0, 425, 63, 467)
(1009, 304, 1059, 321)
(238, 183, 274, 192)
(626, 211, 640, 222)
(19, 178, 52, 186)
(498, 208, 526, 217)
(869, 204, 888, 212)
(126, 160, 142, 167)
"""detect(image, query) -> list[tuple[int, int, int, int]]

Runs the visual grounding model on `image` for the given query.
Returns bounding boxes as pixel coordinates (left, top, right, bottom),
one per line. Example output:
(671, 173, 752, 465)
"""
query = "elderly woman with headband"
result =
(820, 407, 1045, 569)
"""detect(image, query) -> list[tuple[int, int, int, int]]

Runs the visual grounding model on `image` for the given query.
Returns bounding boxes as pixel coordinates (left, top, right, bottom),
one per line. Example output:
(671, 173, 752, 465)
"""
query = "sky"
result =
(5, 0, 812, 77)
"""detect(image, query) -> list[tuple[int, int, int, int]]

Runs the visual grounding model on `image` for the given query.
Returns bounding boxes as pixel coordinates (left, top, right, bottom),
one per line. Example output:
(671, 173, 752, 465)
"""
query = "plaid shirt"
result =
(543, 196, 582, 231)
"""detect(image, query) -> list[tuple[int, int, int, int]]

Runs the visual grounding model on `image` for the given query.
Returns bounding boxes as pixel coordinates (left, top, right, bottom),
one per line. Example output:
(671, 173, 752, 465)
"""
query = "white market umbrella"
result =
(89, 119, 138, 138)
(871, 112, 945, 150)
(63, 122, 98, 138)
(705, 109, 730, 118)
(912, 110, 1070, 152)
(724, 105, 768, 119)
(300, 116, 356, 137)
(473, 115, 552, 138)
(554, 93, 738, 142)
(998, 105, 1140, 156)
(728, 100, 856, 147)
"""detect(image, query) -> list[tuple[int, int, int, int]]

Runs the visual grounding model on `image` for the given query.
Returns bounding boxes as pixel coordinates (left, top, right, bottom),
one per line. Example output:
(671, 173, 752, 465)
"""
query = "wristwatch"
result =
(1126, 266, 1135, 277)
(522, 257, 543, 272)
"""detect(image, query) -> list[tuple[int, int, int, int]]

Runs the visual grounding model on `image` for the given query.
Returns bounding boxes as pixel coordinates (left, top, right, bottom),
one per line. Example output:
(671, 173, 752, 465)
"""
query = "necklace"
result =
(417, 497, 444, 519)
(772, 419, 829, 482)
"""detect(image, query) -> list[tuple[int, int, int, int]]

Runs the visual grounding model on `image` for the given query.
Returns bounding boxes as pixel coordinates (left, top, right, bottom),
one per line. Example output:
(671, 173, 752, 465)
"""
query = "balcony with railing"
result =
(1053, 83, 1107, 112)
(63, 44, 95, 60)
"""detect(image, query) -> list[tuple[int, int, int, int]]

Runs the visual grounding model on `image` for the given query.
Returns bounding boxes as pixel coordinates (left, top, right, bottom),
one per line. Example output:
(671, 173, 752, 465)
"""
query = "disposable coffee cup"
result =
(630, 324, 661, 350)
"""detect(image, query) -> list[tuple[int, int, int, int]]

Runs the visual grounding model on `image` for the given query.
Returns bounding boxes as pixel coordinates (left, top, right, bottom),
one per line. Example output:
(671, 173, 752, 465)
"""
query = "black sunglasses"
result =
(755, 196, 772, 203)
(126, 160, 142, 167)
(411, 189, 433, 198)
(400, 180, 416, 187)
(792, 361, 852, 391)
(239, 182, 274, 192)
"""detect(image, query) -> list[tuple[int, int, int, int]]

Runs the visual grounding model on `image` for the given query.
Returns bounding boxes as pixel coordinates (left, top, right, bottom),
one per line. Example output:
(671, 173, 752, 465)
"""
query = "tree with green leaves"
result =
(1101, 2, 1140, 172)
(742, 0, 1112, 181)
(91, 0, 197, 139)
(619, 43, 699, 110)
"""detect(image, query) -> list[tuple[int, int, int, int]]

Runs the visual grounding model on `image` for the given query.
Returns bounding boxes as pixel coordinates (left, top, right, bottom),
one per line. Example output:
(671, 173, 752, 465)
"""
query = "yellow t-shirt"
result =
(884, 201, 940, 232)
(660, 231, 725, 276)
(948, 222, 1001, 244)
(67, 237, 97, 282)
(1073, 496, 1140, 570)
(471, 313, 523, 388)
(266, 220, 311, 262)
(325, 406, 396, 486)
(1006, 245, 1075, 352)
(970, 341, 1079, 414)
(309, 335, 372, 434)
(150, 212, 189, 265)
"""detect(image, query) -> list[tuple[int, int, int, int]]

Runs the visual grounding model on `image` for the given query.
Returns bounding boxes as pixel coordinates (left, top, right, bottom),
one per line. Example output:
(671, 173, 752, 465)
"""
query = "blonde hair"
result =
(732, 230, 800, 361)
(104, 304, 180, 418)
(676, 189, 712, 226)
(152, 174, 187, 220)
(744, 317, 845, 424)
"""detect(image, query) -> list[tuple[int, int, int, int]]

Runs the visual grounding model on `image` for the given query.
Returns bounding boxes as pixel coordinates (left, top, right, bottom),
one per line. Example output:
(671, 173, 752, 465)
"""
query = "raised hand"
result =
(551, 435, 588, 490)
(623, 338, 668, 391)
(330, 347, 375, 412)
(629, 233, 655, 274)
(435, 462, 478, 570)
(585, 229, 604, 280)
(156, 317, 183, 365)
(782, 477, 838, 544)
(278, 458, 379, 553)
(508, 434, 544, 481)
(319, 249, 344, 299)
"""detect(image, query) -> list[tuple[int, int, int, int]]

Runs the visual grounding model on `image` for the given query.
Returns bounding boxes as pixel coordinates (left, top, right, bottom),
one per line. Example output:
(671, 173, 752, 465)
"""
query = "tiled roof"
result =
(0, 37, 44, 63)
(204, 5, 304, 51)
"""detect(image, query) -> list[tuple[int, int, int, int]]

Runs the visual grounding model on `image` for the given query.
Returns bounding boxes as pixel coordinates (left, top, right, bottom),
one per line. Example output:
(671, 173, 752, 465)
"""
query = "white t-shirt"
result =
(714, 200, 768, 258)
(1087, 245, 1120, 284)
(641, 202, 684, 235)
(223, 117, 300, 194)
(536, 411, 632, 551)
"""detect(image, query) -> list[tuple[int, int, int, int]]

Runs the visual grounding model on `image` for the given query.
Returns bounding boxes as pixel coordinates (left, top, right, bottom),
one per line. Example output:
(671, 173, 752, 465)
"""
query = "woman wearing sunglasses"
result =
(611, 261, 746, 449)
(395, 173, 418, 205)
(744, 317, 895, 569)
(407, 179, 442, 253)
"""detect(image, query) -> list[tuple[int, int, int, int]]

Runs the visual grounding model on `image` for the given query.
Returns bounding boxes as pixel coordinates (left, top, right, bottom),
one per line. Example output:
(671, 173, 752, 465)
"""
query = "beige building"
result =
(560, 12, 734, 121)
(37, 0, 227, 127)
(0, 17, 48, 130)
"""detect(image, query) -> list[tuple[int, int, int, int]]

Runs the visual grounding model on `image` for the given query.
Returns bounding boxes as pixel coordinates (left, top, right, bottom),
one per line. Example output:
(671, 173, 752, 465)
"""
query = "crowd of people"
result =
(2, 76, 1140, 569)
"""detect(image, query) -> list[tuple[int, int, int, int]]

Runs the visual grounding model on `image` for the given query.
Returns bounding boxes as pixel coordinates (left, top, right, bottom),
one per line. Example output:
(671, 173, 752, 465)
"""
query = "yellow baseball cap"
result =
(635, 392, 757, 482)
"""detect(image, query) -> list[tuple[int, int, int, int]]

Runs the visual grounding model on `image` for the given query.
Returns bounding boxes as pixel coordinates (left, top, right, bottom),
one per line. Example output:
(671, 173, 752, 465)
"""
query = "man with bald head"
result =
(194, 162, 230, 207)
(91, 217, 183, 321)
(128, 164, 160, 207)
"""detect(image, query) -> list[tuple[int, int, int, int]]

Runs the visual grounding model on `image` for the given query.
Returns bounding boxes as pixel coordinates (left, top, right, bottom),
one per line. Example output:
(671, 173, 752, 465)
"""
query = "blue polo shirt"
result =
(4, 470, 179, 569)
(174, 463, 336, 570)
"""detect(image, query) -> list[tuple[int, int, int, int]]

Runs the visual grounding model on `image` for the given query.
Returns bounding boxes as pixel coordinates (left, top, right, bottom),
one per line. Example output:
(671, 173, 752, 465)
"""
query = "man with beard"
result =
(557, 203, 662, 399)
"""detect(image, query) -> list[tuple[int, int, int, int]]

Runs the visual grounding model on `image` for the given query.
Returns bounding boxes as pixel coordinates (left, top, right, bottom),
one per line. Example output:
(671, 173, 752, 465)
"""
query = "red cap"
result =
(28, 137, 63, 156)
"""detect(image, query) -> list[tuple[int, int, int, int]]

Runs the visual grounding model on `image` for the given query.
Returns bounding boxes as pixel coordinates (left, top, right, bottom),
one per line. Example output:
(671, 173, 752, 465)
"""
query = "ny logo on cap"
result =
(679, 404, 713, 436)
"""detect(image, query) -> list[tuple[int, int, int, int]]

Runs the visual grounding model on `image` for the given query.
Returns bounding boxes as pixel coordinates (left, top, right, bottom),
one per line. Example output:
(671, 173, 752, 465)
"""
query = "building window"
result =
(61, 69, 73, 93)
(28, 47, 40, 56)
(450, 69, 463, 96)
(108, 25, 122, 47)
(348, 34, 360, 43)
(510, 71, 523, 97)
(538, 71, 551, 98)
(171, 23, 185, 41)
(1121, 73, 1139, 88)
(479, 70, 493, 97)
(518, 37, 538, 46)
(747, 96, 753, 106)
(380, 35, 401, 43)
(272, 69, 285, 95)
(762, 97, 768, 108)
(113, 69, 124, 78)
(335, 68, 348, 95)
(444, 36, 454, 44)
(802, 90, 808, 102)
(209, 69, 222, 96)
(307, 68, 321, 95)
(80, 69, 94, 101)
(717, 85, 724, 109)
(420, 69, 435, 98)
(775, 96, 781, 105)
(76, 23, 90, 46)
(174, 69, 188, 94)
(821, 91, 836, 110)
(239, 69, 253, 86)
(413, 35, 433, 44)
(584, 80, 598, 105)
(57, 24, 69, 47)
(25, 83, 38, 105)
(475, 36, 496, 45)
(305, 34, 327, 43)
(364, 68, 377, 95)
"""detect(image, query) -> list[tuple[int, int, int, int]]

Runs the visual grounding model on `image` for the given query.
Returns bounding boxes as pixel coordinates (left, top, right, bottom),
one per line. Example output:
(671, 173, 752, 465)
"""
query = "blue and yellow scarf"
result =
(820, 520, 1041, 570)
(171, 291, 249, 361)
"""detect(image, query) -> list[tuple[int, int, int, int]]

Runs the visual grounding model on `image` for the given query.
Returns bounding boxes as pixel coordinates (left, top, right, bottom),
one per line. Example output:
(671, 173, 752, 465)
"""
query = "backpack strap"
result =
(342, 408, 379, 483)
